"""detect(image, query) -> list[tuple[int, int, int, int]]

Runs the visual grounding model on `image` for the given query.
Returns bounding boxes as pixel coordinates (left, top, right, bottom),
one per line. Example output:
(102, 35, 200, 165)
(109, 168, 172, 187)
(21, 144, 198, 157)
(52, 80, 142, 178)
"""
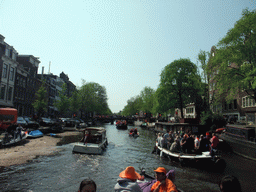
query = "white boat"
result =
(1, 131, 28, 146)
(72, 127, 108, 155)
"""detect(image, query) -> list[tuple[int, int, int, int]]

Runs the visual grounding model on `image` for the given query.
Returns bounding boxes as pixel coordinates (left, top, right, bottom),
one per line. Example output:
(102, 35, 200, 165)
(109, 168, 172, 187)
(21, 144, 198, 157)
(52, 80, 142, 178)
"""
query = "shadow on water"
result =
(0, 124, 255, 191)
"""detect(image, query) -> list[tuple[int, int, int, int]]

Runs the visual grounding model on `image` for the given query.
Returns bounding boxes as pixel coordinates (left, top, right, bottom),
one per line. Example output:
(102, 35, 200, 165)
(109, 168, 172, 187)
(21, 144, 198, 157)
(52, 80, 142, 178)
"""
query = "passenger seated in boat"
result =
(169, 138, 181, 153)
(138, 169, 176, 192)
(114, 166, 143, 192)
(134, 128, 138, 135)
(80, 130, 91, 144)
(78, 178, 97, 192)
(151, 167, 178, 192)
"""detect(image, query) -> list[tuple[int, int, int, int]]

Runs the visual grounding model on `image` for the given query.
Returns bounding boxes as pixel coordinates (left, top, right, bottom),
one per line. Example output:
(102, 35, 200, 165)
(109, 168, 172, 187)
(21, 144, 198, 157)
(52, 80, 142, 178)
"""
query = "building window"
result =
(5, 48, 9, 56)
(3, 64, 8, 78)
(186, 107, 194, 114)
(8, 87, 13, 101)
(1, 85, 6, 100)
(234, 99, 237, 109)
(242, 96, 256, 108)
(10, 67, 14, 81)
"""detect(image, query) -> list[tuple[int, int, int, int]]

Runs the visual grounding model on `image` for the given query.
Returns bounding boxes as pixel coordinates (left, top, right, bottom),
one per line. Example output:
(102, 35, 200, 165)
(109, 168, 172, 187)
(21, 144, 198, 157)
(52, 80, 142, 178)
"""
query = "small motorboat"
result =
(27, 130, 44, 138)
(72, 127, 108, 155)
(129, 132, 140, 138)
(1, 131, 28, 147)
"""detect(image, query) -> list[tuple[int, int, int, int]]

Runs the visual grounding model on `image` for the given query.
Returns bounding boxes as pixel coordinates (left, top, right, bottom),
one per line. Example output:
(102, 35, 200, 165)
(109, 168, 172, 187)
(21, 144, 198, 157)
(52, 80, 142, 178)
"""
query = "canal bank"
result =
(0, 131, 82, 167)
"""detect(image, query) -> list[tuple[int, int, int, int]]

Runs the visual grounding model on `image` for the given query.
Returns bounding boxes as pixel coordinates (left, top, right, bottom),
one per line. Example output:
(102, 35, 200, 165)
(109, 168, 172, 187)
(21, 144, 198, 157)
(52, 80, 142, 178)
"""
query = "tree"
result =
(78, 81, 110, 116)
(207, 9, 256, 102)
(69, 89, 80, 116)
(32, 81, 48, 118)
(159, 58, 201, 118)
(140, 87, 155, 114)
(54, 83, 70, 117)
(122, 95, 143, 116)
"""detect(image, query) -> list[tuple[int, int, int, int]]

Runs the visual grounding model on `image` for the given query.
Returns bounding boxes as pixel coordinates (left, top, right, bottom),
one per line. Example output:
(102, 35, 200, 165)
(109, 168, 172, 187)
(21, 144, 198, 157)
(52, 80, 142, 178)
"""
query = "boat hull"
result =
(220, 133, 256, 161)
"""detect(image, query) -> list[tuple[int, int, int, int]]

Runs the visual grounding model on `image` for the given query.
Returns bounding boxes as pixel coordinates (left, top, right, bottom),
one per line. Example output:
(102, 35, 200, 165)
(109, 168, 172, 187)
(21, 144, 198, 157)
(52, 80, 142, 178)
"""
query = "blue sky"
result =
(0, 0, 255, 113)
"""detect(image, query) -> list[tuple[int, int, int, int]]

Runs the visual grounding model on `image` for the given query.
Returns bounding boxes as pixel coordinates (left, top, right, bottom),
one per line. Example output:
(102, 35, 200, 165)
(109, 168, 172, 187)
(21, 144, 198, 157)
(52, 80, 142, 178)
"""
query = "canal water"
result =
(0, 124, 256, 192)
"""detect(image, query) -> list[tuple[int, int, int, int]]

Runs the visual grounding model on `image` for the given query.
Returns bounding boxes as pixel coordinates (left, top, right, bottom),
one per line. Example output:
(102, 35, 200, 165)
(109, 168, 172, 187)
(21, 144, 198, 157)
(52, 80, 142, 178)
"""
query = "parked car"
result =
(24, 117, 40, 129)
(60, 118, 76, 127)
(17, 116, 28, 128)
(40, 117, 53, 127)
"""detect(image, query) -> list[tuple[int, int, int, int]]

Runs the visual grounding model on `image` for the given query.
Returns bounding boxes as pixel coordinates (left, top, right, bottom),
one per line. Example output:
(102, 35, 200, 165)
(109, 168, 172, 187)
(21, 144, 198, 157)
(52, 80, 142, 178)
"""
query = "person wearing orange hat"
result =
(151, 167, 178, 192)
(114, 166, 143, 192)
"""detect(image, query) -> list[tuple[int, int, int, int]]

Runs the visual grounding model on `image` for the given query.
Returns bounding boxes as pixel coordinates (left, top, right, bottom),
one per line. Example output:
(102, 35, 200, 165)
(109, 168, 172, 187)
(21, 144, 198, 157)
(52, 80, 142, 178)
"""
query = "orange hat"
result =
(206, 132, 210, 136)
(119, 166, 141, 180)
(154, 167, 167, 175)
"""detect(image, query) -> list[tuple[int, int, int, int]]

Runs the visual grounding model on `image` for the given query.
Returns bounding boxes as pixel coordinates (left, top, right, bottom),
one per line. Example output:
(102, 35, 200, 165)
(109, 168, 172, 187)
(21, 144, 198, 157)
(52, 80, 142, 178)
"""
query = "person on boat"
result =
(14, 124, 24, 140)
(180, 134, 187, 153)
(134, 128, 138, 135)
(80, 130, 92, 144)
(210, 133, 220, 161)
(163, 131, 169, 148)
(169, 138, 180, 153)
(78, 178, 97, 192)
(186, 133, 195, 154)
(114, 166, 143, 192)
(151, 167, 178, 192)
(139, 169, 176, 192)
(219, 175, 242, 192)
(130, 128, 135, 135)
(199, 134, 211, 152)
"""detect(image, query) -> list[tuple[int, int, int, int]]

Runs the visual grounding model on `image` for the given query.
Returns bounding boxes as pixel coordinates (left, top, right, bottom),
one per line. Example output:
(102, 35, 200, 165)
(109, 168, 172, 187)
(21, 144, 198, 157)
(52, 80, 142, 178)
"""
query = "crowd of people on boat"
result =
(78, 166, 242, 192)
(156, 127, 220, 156)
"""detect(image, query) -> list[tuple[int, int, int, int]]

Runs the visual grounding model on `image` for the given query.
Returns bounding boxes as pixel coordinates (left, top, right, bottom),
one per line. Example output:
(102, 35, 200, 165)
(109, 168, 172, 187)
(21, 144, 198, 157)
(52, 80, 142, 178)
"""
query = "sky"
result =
(0, 0, 255, 113)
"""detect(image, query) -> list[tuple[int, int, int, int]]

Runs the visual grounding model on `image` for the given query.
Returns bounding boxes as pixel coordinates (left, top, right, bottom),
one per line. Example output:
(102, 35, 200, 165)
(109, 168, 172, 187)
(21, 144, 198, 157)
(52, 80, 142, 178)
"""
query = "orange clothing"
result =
(151, 178, 178, 192)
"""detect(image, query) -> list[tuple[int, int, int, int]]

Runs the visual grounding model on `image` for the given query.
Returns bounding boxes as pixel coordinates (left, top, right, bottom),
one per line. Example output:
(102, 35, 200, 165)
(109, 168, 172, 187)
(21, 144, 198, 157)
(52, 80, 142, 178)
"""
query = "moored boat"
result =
(0, 131, 28, 147)
(219, 124, 256, 161)
(72, 127, 108, 155)
(27, 130, 44, 138)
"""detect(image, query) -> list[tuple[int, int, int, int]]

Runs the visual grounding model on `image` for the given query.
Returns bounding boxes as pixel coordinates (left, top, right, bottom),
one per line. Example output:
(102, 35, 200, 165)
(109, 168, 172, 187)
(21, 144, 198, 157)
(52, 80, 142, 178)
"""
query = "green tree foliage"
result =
(140, 87, 155, 114)
(159, 58, 202, 118)
(32, 81, 48, 117)
(78, 82, 111, 115)
(207, 9, 256, 102)
(69, 89, 80, 115)
(200, 111, 226, 131)
(122, 96, 142, 116)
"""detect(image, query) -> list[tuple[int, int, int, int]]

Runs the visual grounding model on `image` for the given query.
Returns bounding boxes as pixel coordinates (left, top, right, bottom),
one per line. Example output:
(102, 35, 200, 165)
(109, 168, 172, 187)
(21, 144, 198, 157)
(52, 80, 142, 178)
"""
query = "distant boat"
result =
(116, 120, 128, 130)
(72, 127, 108, 155)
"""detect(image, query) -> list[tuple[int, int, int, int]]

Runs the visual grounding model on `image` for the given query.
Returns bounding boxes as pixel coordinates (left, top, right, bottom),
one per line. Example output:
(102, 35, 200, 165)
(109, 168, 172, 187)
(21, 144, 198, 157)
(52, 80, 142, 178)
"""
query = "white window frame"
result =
(3, 64, 8, 78)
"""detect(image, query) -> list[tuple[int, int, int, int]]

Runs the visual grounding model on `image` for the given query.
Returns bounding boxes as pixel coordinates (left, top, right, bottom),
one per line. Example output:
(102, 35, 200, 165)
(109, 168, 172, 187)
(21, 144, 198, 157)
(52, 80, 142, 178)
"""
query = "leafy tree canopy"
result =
(159, 58, 201, 118)
(208, 9, 256, 102)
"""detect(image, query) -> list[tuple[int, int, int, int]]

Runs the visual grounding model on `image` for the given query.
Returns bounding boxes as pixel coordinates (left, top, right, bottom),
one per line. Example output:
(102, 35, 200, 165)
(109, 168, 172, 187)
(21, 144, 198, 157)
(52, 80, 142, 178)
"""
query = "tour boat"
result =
(155, 142, 226, 171)
(72, 127, 108, 155)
